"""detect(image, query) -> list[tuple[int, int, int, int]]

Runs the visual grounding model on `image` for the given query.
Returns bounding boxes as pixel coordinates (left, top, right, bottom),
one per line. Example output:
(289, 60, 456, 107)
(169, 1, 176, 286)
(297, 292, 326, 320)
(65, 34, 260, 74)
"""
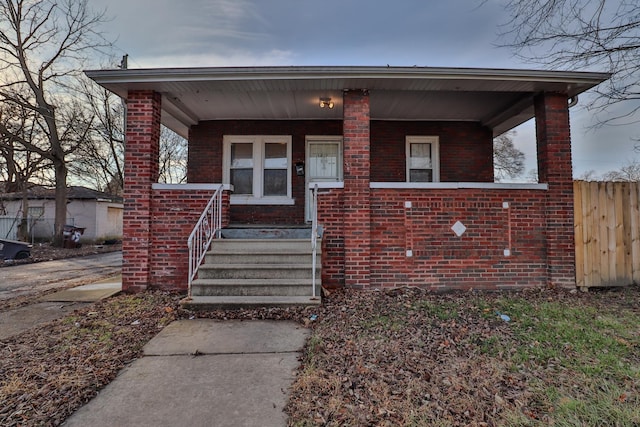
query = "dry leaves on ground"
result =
(1, 283, 638, 426)
(0, 292, 314, 427)
(0, 292, 179, 426)
(285, 286, 640, 426)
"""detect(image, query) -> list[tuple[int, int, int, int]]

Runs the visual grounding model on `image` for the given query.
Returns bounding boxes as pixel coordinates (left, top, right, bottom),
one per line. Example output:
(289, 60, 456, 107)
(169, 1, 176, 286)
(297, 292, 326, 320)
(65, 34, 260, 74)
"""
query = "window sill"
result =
(230, 196, 295, 205)
(370, 182, 549, 190)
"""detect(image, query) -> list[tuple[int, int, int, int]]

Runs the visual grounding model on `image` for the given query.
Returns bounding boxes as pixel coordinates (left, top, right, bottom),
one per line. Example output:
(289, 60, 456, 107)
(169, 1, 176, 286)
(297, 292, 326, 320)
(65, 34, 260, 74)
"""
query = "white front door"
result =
(305, 137, 342, 222)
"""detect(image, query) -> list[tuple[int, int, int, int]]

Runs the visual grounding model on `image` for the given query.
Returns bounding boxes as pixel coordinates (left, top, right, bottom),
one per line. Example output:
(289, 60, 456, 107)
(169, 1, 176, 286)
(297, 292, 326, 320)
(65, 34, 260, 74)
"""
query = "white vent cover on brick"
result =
(451, 221, 467, 237)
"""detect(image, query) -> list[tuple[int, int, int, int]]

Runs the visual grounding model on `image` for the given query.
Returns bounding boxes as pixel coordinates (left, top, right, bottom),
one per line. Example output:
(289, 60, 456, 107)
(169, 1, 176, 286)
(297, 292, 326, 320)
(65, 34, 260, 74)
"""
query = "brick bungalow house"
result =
(86, 66, 608, 307)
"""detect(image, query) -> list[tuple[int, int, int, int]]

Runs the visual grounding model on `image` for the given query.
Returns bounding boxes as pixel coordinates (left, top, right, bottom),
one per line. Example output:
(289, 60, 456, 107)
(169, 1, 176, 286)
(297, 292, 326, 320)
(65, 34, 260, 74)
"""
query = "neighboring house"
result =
(86, 66, 609, 298)
(0, 186, 123, 242)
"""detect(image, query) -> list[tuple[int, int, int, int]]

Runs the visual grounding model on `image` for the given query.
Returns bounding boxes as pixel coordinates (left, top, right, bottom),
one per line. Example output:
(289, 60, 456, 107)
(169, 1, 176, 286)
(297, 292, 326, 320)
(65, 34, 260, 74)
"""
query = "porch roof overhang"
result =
(85, 66, 609, 139)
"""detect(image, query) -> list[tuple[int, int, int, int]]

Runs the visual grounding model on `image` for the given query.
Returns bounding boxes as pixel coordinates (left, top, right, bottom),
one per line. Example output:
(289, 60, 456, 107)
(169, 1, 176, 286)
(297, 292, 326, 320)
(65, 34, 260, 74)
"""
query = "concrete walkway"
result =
(63, 319, 309, 427)
(1, 273, 309, 426)
(0, 277, 121, 340)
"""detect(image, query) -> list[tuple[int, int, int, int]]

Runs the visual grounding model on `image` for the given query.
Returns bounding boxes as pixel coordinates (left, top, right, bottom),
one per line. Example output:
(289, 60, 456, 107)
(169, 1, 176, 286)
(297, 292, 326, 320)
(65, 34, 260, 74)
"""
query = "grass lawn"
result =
(286, 286, 640, 426)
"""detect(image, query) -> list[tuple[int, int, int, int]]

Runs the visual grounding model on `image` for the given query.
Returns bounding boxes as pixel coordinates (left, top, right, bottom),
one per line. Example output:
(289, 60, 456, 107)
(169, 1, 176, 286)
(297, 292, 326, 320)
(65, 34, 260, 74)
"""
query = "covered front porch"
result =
(86, 66, 609, 297)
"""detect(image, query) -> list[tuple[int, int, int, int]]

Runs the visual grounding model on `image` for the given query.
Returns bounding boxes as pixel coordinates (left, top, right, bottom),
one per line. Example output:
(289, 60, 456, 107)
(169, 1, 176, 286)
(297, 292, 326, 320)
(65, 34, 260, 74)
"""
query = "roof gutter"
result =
(84, 65, 611, 86)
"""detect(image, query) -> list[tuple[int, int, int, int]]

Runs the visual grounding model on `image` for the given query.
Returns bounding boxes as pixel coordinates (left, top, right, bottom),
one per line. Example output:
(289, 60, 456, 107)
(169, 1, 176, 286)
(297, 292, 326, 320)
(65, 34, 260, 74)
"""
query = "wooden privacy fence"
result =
(574, 181, 640, 288)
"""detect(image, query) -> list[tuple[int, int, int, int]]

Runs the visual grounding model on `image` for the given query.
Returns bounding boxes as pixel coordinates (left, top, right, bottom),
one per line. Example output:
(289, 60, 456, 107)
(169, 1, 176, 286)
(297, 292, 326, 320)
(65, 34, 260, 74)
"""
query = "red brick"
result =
(535, 92, 576, 288)
(122, 90, 161, 292)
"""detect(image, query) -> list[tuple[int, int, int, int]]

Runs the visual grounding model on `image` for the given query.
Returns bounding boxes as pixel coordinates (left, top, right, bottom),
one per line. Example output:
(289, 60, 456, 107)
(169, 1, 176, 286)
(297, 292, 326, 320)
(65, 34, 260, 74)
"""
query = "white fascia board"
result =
(85, 66, 610, 86)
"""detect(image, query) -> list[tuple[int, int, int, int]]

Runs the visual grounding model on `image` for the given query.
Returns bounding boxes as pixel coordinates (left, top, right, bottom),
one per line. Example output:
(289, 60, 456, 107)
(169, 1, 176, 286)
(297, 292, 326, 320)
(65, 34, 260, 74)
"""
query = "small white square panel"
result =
(451, 221, 466, 237)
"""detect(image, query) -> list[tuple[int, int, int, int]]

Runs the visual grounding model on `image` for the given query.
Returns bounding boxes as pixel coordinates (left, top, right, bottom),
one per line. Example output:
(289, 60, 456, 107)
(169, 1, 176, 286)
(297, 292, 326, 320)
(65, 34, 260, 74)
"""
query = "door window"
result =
(306, 137, 342, 221)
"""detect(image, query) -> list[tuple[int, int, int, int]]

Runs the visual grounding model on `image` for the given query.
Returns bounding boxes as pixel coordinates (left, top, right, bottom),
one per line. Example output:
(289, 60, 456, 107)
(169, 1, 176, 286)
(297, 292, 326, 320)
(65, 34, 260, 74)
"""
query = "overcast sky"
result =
(91, 0, 638, 179)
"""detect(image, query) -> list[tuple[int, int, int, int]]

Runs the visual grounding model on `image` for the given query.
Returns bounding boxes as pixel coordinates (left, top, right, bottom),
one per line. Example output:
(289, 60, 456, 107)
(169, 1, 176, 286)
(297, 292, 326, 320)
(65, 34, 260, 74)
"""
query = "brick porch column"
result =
(343, 89, 371, 288)
(535, 92, 576, 288)
(122, 90, 161, 292)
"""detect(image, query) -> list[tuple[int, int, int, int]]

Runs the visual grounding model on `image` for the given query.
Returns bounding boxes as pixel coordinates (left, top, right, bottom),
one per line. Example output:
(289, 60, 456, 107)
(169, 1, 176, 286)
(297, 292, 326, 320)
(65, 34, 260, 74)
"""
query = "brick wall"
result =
(371, 121, 494, 182)
(370, 188, 547, 290)
(123, 90, 573, 293)
(188, 120, 342, 224)
(317, 188, 344, 288)
(535, 92, 576, 287)
(343, 90, 371, 288)
(188, 119, 492, 224)
(122, 90, 161, 292)
(316, 187, 548, 290)
(149, 187, 230, 291)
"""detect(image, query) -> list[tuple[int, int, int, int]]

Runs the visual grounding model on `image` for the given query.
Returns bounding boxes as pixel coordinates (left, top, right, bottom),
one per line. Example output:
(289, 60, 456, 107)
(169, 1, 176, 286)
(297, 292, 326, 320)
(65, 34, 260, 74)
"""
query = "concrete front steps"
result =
(182, 236, 321, 310)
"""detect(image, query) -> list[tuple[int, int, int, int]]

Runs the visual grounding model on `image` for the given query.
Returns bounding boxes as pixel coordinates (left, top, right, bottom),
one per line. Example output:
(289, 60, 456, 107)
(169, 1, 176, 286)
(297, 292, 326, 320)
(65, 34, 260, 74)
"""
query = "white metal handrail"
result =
(187, 186, 223, 296)
(311, 184, 319, 298)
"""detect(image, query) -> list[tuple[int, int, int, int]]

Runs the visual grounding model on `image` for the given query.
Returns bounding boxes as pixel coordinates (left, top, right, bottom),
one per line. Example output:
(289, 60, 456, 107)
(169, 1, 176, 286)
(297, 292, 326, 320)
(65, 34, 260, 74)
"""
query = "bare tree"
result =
(494, 131, 525, 181)
(601, 159, 640, 181)
(0, 99, 49, 240)
(576, 169, 599, 181)
(0, 98, 48, 190)
(525, 168, 539, 183)
(159, 127, 187, 184)
(0, 0, 109, 245)
(70, 81, 187, 193)
(68, 76, 124, 193)
(495, 0, 640, 127)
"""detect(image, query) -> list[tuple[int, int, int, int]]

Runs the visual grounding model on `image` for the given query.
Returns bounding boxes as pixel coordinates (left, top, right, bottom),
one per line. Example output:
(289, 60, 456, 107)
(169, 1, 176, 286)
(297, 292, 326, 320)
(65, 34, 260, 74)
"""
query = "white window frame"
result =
(223, 135, 294, 205)
(305, 135, 343, 182)
(406, 136, 440, 183)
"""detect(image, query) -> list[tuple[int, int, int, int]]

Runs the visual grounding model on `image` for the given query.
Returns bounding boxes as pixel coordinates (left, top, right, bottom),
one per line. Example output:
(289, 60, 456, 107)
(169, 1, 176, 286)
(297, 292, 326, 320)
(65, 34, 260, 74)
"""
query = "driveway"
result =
(0, 251, 122, 301)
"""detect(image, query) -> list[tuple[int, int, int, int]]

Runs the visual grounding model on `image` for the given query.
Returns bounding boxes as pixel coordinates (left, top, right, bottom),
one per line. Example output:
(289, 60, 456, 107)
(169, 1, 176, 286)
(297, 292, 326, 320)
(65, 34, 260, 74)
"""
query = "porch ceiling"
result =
(85, 66, 609, 139)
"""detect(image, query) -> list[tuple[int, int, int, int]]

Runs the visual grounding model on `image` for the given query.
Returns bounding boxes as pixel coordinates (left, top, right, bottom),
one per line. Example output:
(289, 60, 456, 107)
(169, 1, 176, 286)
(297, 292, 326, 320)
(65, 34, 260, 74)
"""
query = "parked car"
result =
(0, 239, 32, 260)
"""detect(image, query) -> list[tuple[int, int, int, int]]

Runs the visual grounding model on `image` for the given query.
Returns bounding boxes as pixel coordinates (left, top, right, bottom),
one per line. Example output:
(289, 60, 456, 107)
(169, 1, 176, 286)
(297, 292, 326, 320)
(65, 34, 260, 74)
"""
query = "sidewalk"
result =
(63, 319, 309, 427)
(2, 276, 309, 426)
(0, 277, 121, 340)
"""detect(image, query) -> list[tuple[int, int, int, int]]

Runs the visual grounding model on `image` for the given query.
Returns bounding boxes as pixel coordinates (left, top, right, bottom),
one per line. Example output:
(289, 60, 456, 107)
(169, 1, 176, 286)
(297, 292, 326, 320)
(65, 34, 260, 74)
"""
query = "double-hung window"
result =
(223, 135, 293, 204)
(406, 136, 440, 182)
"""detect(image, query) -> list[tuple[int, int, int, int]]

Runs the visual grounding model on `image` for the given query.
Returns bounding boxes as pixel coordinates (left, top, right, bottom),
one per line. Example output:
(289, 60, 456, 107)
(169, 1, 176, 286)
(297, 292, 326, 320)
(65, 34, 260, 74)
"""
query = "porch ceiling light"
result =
(319, 97, 334, 109)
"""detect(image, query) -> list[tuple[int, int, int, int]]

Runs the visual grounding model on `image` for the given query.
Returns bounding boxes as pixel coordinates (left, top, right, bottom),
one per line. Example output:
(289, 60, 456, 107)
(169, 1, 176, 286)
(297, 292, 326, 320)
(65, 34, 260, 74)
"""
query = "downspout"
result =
(568, 95, 578, 108)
